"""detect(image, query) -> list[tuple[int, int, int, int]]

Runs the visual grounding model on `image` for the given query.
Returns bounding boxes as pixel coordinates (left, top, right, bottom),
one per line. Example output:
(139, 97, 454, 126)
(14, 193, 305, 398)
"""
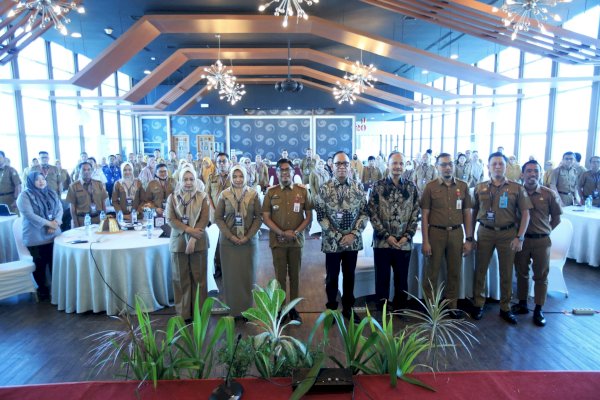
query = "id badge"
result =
(463, 175, 467, 180)
(293, 202, 300, 213)
(126, 198, 133, 212)
(336, 211, 344, 220)
(47, 213, 53, 221)
(234, 214, 243, 227)
(456, 199, 462, 210)
(486, 210, 496, 221)
(499, 193, 508, 209)
(182, 215, 189, 225)
(162, 201, 167, 210)
(90, 203, 97, 214)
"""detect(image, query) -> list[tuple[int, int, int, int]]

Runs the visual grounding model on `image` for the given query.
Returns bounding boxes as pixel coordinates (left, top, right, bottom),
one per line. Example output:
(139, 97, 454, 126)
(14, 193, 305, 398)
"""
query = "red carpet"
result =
(1, 371, 599, 400)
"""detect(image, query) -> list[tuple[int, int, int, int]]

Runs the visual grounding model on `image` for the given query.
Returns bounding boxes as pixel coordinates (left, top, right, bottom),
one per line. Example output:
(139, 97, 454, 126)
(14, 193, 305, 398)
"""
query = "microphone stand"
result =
(210, 333, 244, 400)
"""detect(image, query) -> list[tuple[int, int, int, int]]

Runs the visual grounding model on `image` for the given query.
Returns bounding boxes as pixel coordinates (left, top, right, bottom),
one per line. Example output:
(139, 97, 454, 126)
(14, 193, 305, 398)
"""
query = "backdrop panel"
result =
(315, 116, 354, 160)
(140, 116, 169, 155)
(170, 116, 227, 158)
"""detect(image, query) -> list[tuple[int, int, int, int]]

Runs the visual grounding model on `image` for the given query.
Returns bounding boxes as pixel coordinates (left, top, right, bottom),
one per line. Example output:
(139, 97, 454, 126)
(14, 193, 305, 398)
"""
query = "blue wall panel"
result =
(170, 116, 227, 158)
(315, 117, 354, 159)
(141, 117, 168, 155)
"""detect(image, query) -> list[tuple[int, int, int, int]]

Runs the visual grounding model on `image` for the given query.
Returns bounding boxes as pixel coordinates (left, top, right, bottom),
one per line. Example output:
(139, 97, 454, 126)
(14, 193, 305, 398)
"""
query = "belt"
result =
(558, 191, 571, 195)
(430, 224, 462, 231)
(480, 223, 515, 231)
(525, 233, 550, 239)
(77, 212, 99, 218)
(0, 192, 13, 196)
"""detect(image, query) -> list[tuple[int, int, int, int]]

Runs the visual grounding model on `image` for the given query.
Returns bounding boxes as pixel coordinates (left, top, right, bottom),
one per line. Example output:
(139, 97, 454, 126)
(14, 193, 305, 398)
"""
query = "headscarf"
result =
(222, 165, 256, 219)
(175, 166, 200, 197)
(119, 161, 139, 197)
(25, 171, 58, 218)
(201, 157, 215, 184)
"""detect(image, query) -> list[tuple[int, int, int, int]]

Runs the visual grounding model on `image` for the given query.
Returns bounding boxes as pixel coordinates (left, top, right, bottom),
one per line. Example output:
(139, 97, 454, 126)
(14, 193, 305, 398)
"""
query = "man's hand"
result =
(422, 242, 432, 256)
(387, 235, 399, 249)
(339, 233, 356, 248)
(510, 238, 523, 252)
(462, 241, 473, 257)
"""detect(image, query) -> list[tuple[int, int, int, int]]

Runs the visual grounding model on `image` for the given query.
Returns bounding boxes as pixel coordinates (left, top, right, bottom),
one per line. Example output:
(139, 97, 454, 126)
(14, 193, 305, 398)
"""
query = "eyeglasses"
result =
(278, 168, 292, 173)
(216, 160, 228, 164)
(437, 162, 453, 168)
(334, 162, 350, 167)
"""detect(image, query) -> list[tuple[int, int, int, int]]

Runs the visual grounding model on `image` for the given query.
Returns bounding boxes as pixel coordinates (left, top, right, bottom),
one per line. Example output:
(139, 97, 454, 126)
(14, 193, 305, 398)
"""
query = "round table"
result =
(0, 215, 19, 263)
(51, 227, 173, 315)
(562, 206, 600, 267)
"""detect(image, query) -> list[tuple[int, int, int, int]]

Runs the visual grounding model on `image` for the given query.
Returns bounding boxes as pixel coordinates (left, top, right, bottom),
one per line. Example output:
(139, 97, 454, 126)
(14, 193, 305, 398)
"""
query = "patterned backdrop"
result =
(170, 116, 227, 158)
(315, 117, 354, 159)
(141, 117, 168, 155)
(228, 118, 311, 161)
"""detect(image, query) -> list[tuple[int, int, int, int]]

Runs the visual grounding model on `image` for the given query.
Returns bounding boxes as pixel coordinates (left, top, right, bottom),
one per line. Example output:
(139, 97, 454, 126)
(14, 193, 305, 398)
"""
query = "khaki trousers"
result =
(272, 246, 303, 302)
(171, 251, 208, 320)
(474, 227, 517, 312)
(514, 236, 551, 306)
(425, 227, 464, 309)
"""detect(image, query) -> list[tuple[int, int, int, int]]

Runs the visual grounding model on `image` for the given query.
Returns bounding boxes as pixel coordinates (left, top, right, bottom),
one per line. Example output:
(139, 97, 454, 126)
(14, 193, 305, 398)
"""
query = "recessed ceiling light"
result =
(287, 106, 291, 110)
(104, 27, 113, 35)
(70, 32, 82, 38)
(422, 69, 429, 74)
(150, 56, 156, 61)
(200, 103, 209, 108)
(143, 70, 151, 75)
(450, 54, 459, 60)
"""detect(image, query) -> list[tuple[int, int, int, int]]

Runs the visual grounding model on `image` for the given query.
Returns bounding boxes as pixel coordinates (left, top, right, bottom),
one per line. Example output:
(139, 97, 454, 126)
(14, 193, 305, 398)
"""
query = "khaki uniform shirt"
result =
(368, 177, 420, 249)
(66, 180, 108, 217)
(142, 178, 176, 211)
(255, 163, 269, 189)
(58, 168, 71, 192)
(165, 191, 209, 252)
(350, 159, 363, 180)
(525, 185, 562, 235)
(473, 179, 532, 228)
(214, 188, 262, 240)
(316, 178, 368, 253)
(262, 184, 313, 248)
(578, 170, 600, 204)
(206, 173, 231, 208)
(166, 159, 179, 177)
(112, 179, 143, 215)
(421, 177, 472, 227)
(0, 165, 21, 211)
(300, 157, 316, 180)
(469, 161, 485, 187)
(362, 166, 383, 185)
(506, 164, 522, 182)
(454, 163, 472, 182)
(414, 164, 438, 192)
(31, 165, 61, 194)
(550, 166, 578, 195)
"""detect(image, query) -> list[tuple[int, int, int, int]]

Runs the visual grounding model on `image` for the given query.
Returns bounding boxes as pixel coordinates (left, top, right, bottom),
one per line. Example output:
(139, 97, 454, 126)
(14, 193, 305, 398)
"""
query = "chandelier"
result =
(493, 0, 570, 40)
(333, 80, 358, 105)
(219, 82, 246, 105)
(201, 35, 235, 91)
(258, 0, 320, 28)
(344, 51, 377, 93)
(8, 0, 85, 35)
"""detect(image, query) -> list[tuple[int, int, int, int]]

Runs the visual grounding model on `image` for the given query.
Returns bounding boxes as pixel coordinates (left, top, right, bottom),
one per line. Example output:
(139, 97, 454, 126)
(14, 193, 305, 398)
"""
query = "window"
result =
(17, 38, 47, 79)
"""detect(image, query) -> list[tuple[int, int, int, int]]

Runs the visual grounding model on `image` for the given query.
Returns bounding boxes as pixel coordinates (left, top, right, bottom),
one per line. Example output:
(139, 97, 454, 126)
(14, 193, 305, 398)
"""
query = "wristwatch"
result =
(294, 230, 301, 238)
(465, 236, 474, 242)
(516, 235, 525, 242)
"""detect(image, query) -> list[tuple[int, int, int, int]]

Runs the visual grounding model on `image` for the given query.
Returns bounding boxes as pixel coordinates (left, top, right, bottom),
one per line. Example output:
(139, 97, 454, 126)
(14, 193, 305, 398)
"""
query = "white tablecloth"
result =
(562, 206, 600, 267)
(0, 215, 19, 263)
(52, 227, 173, 315)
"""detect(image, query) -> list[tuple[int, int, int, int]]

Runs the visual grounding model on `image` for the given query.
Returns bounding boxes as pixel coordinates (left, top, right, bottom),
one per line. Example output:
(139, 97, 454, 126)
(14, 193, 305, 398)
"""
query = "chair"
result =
(338, 222, 375, 298)
(206, 224, 220, 294)
(529, 219, 573, 298)
(0, 218, 37, 301)
(293, 174, 303, 185)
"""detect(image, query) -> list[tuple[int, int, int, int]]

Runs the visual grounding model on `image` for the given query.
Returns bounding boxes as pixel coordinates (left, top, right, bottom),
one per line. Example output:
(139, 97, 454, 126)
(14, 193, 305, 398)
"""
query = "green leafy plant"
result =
(216, 336, 254, 378)
(399, 281, 479, 371)
(242, 279, 312, 378)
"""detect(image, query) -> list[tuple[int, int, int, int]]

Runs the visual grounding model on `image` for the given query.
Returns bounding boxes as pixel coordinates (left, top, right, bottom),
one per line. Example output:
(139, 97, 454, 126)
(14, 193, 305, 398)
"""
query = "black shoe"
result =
(533, 310, 546, 327)
(342, 309, 361, 325)
(471, 307, 484, 320)
(499, 310, 518, 325)
(288, 308, 303, 324)
(511, 303, 530, 315)
(449, 310, 466, 320)
(213, 267, 222, 279)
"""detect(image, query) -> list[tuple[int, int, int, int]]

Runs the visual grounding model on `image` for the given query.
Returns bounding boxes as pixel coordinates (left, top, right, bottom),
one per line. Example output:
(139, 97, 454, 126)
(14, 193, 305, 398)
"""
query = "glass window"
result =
(117, 72, 131, 96)
(411, 116, 421, 159)
(445, 76, 458, 94)
(552, 132, 587, 162)
(0, 91, 21, 169)
(442, 111, 456, 155)
(520, 96, 548, 134)
(563, 5, 599, 37)
(56, 101, 82, 169)
(0, 61, 11, 79)
(50, 42, 74, 80)
(431, 115, 442, 154)
(554, 86, 591, 133)
(21, 89, 53, 137)
(497, 47, 520, 78)
(421, 116, 431, 152)
(18, 38, 48, 80)
(81, 106, 102, 155)
(120, 113, 135, 155)
(456, 108, 472, 152)
(519, 133, 546, 164)
(477, 54, 495, 72)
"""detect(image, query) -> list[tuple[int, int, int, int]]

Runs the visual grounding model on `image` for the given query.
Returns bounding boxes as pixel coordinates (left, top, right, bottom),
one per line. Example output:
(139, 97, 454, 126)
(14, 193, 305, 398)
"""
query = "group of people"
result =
(1, 144, 599, 327)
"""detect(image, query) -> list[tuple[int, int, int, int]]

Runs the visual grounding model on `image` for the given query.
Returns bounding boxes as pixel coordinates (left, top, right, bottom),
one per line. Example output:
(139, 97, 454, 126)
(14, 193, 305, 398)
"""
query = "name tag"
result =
(126, 198, 133, 206)
(486, 210, 496, 221)
(90, 203, 97, 214)
(234, 215, 243, 227)
(499, 192, 508, 209)
(162, 201, 167, 210)
(293, 202, 300, 213)
(182, 216, 189, 225)
(456, 199, 462, 210)
(336, 211, 344, 220)
(154, 216, 165, 227)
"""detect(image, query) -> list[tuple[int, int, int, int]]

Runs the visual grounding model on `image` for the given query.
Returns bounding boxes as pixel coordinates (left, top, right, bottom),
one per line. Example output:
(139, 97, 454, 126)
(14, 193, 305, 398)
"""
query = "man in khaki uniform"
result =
(421, 153, 473, 317)
(71, 152, 88, 182)
(206, 152, 231, 278)
(141, 163, 176, 216)
(262, 158, 313, 323)
(66, 162, 108, 227)
(0, 150, 21, 213)
(549, 152, 579, 206)
(255, 155, 269, 191)
(471, 152, 532, 324)
(362, 156, 383, 191)
(512, 160, 562, 327)
(577, 156, 600, 207)
(350, 154, 363, 182)
(31, 151, 61, 195)
(414, 152, 438, 195)
(300, 148, 316, 185)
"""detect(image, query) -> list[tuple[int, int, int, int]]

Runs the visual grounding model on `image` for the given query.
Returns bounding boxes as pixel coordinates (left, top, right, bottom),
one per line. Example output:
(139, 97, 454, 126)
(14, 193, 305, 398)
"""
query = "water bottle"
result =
(99, 210, 106, 222)
(117, 210, 124, 226)
(585, 195, 593, 212)
(131, 211, 138, 224)
(84, 213, 92, 236)
(146, 219, 153, 239)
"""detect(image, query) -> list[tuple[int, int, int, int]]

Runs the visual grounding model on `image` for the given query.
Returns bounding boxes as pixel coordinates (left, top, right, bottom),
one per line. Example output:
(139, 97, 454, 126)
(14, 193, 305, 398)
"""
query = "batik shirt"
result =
(368, 177, 420, 250)
(316, 177, 368, 253)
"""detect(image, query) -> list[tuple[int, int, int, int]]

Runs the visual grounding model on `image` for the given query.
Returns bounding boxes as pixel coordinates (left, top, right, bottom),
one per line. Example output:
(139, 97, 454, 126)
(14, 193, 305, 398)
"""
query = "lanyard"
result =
(232, 187, 247, 214)
(83, 180, 95, 204)
(487, 182, 506, 211)
(177, 193, 195, 217)
(158, 178, 168, 198)
(122, 181, 135, 198)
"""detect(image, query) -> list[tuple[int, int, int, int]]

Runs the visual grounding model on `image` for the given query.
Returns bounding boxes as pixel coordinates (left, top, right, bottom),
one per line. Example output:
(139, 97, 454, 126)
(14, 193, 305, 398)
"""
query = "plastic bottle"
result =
(146, 219, 153, 239)
(99, 210, 106, 222)
(131, 211, 138, 224)
(84, 213, 92, 236)
(585, 195, 593, 212)
(117, 210, 124, 226)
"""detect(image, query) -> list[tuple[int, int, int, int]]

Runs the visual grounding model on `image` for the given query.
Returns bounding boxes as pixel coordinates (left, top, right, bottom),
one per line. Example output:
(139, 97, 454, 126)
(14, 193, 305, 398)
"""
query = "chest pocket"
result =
(75, 190, 88, 204)
(431, 189, 445, 201)
(270, 198, 282, 212)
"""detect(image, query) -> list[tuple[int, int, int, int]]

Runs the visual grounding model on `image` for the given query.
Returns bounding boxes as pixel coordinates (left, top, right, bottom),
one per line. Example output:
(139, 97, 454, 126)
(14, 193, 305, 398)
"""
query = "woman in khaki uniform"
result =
(215, 165, 262, 317)
(111, 162, 142, 221)
(166, 166, 209, 321)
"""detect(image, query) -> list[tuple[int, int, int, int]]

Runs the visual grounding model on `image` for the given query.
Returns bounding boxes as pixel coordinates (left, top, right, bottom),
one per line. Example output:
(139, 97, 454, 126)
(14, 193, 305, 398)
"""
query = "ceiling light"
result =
(104, 27, 113, 35)
(219, 82, 246, 105)
(333, 80, 358, 105)
(494, 0, 570, 40)
(150, 56, 156, 61)
(70, 32, 81, 38)
(258, 0, 319, 28)
(450, 54, 459, 60)
(8, 0, 85, 36)
(287, 106, 292, 110)
(344, 51, 377, 93)
(422, 69, 429, 74)
(201, 35, 235, 91)
(143, 69, 151, 75)
(275, 40, 303, 93)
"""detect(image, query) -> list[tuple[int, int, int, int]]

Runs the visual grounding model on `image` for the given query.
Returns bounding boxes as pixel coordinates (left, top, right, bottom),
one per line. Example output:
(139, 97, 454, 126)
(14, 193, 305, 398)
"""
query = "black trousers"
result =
(27, 242, 54, 296)
(325, 251, 358, 312)
(374, 247, 411, 309)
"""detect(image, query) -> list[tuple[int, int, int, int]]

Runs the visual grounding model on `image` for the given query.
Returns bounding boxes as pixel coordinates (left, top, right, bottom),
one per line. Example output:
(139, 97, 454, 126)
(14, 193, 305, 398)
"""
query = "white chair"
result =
(338, 222, 375, 298)
(0, 217, 37, 301)
(206, 224, 220, 294)
(529, 219, 573, 298)
(293, 174, 303, 185)
(309, 209, 322, 236)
